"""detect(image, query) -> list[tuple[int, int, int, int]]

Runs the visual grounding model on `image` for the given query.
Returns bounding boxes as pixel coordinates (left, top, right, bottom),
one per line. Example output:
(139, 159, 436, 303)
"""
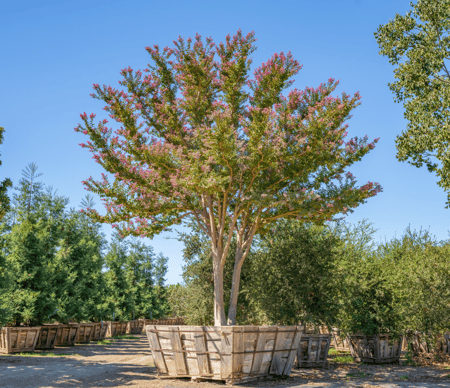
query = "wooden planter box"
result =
(54, 324, 79, 346)
(331, 328, 350, 352)
(347, 334, 402, 364)
(0, 327, 41, 354)
(296, 334, 331, 368)
(75, 323, 95, 344)
(402, 332, 448, 355)
(35, 325, 60, 350)
(105, 321, 128, 337)
(119, 321, 128, 335)
(146, 325, 302, 384)
(91, 322, 108, 341)
(127, 319, 145, 334)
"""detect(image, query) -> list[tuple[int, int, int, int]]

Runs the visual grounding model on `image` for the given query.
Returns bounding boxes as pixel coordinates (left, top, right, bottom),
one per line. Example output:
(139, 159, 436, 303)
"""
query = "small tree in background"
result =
(76, 30, 382, 325)
(375, 0, 450, 207)
(104, 232, 134, 321)
(247, 220, 344, 327)
(104, 232, 169, 320)
(374, 228, 450, 335)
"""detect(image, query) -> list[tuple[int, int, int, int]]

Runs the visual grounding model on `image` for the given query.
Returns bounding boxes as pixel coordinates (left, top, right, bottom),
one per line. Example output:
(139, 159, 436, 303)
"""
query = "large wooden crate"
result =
(347, 334, 402, 364)
(0, 327, 41, 354)
(127, 319, 145, 334)
(119, 321, 128, 335)
(402, 332, 449, 355)
(35, 325, 60, 350)
(54, 324, 79, 346)
(91, 322, 108, 341)
(331, 328, 350, 352)
(105, 321, 128, 337)
(146, 325, 302, 384)
(75, 323, 95, 344)
(296, 334, 331, 368)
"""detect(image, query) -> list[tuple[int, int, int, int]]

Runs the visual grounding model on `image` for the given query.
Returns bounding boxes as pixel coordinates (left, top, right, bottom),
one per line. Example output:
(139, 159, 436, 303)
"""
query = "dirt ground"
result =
(2, 334, 450, 388)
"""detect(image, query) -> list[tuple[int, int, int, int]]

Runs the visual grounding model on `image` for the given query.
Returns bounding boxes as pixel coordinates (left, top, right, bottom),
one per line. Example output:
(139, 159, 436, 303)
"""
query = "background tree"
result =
(171, 219, 378, 328)
(247, 220, 344, 327)
(76, 30, 382, 325)
(7, 165, 68, 326)
(375, 0, 450, 207)
(0, 127, 12, 221)
(126, 238, 166, 319)
(374, 228, 450, 335)
(150, 251, 169, 318)
(0, 127, 12, 325)
(52, 196, 108, 323)
(104, 232, 134, 321)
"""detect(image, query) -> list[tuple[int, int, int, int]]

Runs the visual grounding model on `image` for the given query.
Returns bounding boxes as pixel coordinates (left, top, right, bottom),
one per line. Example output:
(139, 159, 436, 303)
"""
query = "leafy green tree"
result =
(0, 223, 12, 326)
(375, 0, 450, 207)
(126, 238, 159, 319)
(247, 220, 345, 327)
(0, 127, 12, 221)
(338, 259, 402, 337)
(151, 252, 169, 318)
(76, 30, 382, 325)
(104, 232, 169, 320)
(0, 127, 12, 326)
(104, 232, 133, 321)
(374, 228, 450, 335)
(52, 195, 108, 323)
(6, 165, 68, 325)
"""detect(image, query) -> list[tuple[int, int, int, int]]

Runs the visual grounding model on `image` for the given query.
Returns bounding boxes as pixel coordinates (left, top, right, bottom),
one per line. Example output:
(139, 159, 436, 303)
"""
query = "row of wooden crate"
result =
(144, 325, 407, 385)
(0, 317, 186, 354)
(144, 325, 450, 385)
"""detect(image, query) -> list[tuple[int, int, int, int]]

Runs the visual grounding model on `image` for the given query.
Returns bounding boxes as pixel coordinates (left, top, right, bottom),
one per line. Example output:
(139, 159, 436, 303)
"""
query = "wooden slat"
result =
(169, 326, 187, 376)
(316, 338, 322, 362)
(32, 328, 40, 350)
(251, 328, 270, 375)
(283, 327, 302, 374)
(24, 329, 30, 350)
(270, 329, 289, 375)
(146, 325, 168, 375)
(307, 336, 313, 363)
(323, 336, 331, 365)
(232, 326, 244, 378)
(194, 326, 211, 376)
(220, 327, 233, 379)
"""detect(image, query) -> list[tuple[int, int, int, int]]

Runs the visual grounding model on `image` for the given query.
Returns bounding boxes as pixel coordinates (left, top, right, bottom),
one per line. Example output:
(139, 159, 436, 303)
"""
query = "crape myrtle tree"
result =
(375, 0, 450, 207)
(76, 30, 382, 326)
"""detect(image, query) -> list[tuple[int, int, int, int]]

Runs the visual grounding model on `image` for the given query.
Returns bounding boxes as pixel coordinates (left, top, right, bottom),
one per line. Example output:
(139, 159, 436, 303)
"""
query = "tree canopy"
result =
(375, 0, 450, 207)
(76, 30, 382, 325)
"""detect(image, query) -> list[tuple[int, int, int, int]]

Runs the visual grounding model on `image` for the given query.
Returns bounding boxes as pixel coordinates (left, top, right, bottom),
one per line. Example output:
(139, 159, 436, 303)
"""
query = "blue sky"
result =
(2, 0, 448, 285)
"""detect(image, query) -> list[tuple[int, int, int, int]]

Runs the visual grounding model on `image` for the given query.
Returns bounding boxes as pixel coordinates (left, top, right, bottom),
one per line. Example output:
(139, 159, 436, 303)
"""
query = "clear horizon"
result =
(2, 0, 448, 285)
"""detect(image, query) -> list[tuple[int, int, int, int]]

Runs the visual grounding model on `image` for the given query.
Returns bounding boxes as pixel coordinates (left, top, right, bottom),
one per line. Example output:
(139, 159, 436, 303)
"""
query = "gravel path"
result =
(2, 335, 450, 388)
